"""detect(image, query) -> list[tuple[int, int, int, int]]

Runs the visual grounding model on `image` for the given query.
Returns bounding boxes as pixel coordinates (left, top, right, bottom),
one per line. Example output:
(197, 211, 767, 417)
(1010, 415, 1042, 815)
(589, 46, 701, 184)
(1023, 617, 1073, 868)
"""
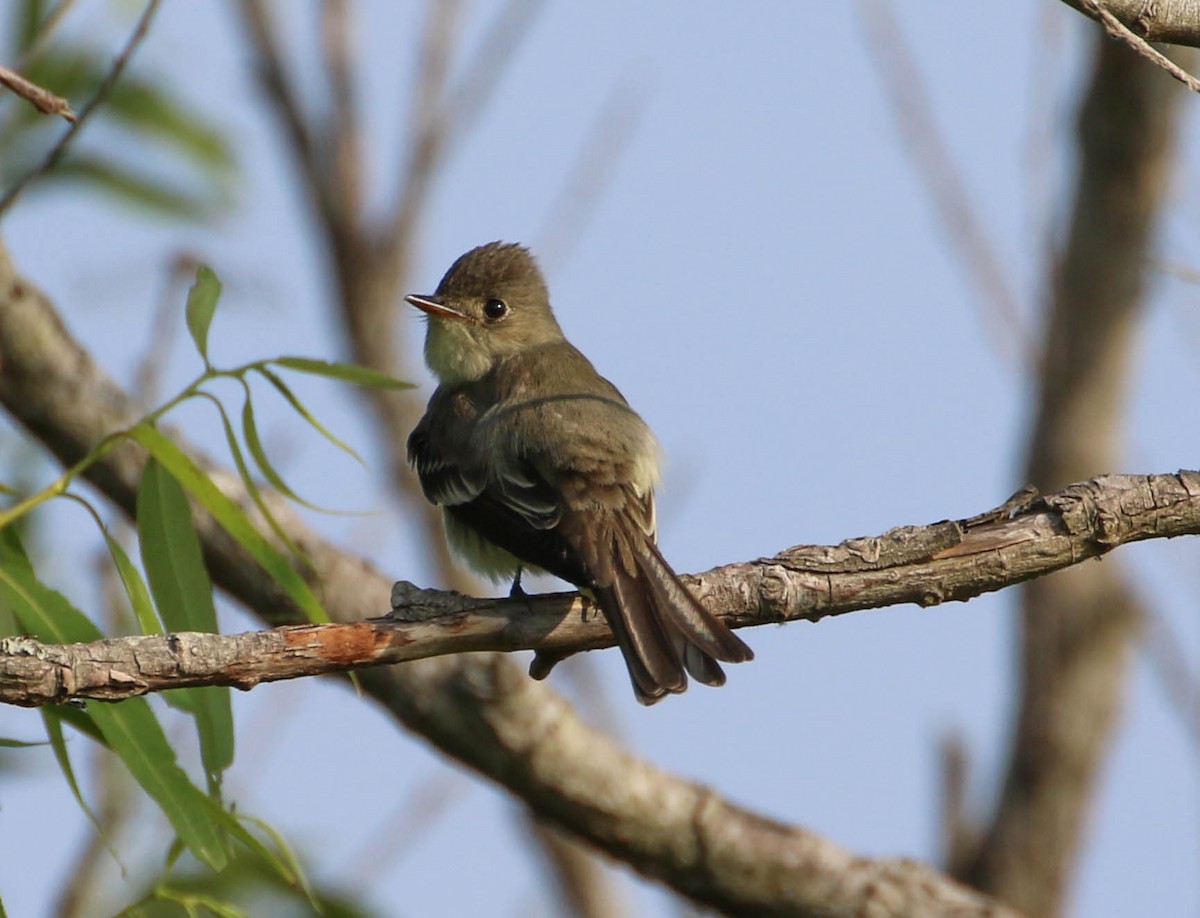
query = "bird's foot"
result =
(509, 567, 528, 600)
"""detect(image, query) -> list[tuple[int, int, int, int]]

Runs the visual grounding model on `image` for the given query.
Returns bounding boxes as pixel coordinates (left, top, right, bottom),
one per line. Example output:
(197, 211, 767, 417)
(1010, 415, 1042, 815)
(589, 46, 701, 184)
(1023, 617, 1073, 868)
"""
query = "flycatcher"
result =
(406, 242, 752, 703)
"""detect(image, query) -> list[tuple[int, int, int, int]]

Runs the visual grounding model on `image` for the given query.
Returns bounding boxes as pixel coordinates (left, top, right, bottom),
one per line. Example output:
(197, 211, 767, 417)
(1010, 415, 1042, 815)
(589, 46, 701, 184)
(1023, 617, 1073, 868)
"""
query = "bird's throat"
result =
(424, 321, 492, 384)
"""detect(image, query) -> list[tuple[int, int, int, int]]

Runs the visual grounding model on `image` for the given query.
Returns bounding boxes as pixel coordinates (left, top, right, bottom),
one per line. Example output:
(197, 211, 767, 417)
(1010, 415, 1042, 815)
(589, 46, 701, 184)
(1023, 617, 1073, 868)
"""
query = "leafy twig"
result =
(0, 0, 162, 217)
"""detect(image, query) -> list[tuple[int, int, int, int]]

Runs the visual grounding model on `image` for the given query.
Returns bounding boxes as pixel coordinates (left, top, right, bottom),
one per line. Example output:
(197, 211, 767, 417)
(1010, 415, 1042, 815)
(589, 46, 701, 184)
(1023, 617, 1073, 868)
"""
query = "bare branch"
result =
(962, 35, 1195, 916)
(384, 0, 461, 256)
(858, 0, 1032, 366)
(525, 820, 629, 918)
(236, 0, 491, 620)
(937, 732, 974, 878)
(1060, 0, 1200, 48)
(1076, 0, 1200, 91)
(536, 71, 647, 272)
(132, 254, 200, 406)
(320, 0, 362, 226)
(0, 0, 161, 217)
(0, 63, 75, 121)
(3, 472, 1197, 707)
(1144, 605, 1200, 746)
(236, 0, 336, 229)
(384, 0, 546, 256)
(440, 0, 546, 142)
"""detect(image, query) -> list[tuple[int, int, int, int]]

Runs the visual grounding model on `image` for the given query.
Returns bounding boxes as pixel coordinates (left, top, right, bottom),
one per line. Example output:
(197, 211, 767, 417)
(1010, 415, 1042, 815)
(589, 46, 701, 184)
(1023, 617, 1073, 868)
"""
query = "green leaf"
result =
(274, 356, 413, 390)
(0, 524, 34, 575)
(255, 367, 364, 465)
(185, 266, 221, 365)
(41, 708, 122, 865)
(0, 736, 48, 748)
(0, 547, 102, 644)
(209, 809, 301, 890)
(167, 895, 253, 918)
(50, 156, 217, 220)
(87, 699, 228, 870)
(16, 1, 48, 54)
(42, 711, 92, 818)
(199, 391, 306, 564)
(103, 77, 236, 172)
(129, 424, 328, 625)
(0, 544, 224, 868)
(137, 458, 218, 636)
(240, 391, 334, 513)
(137, 459, 233, 788)
(239, 815, 319, 902)
(51, 703, 106, 746)
(104, 531, 161, 636)
(20, 49, 98, 107)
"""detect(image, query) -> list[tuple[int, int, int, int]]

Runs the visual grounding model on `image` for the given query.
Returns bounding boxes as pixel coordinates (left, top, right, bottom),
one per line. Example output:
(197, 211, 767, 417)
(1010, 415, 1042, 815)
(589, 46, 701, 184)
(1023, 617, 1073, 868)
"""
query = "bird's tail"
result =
(594, 526, 753, 705)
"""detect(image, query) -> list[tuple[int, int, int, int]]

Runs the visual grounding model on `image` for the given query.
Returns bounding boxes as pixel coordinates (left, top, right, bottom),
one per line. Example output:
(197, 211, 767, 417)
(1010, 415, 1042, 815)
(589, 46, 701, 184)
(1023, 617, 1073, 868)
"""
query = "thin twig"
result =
(1078, 0, 1200, 92)
(1023, 3, 1067, 308)
(1144, 604, 1200, 748)
(385, 0, 546, 255)
(0, 0, 161, 218)
(937, 731, 974, 876)
(536, 70, 648, 272)
(1151, 256, 1200, 285)
(385, 0, 461, 255)
(439, 0, 546, 145)
(237, 0, 333, 225)
(0, 63, 75, 121)
(338, 769, 466, 883)
(133, 254, 199, 407)
(857, 0, 1034, 368)
(18, 0, 79, 69)
(320, 0, 361, 230)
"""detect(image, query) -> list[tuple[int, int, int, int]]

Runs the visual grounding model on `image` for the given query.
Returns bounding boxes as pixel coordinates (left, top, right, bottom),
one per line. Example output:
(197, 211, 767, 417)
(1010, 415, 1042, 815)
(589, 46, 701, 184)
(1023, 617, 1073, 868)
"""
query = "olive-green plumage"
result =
(406, 242, 752, 703)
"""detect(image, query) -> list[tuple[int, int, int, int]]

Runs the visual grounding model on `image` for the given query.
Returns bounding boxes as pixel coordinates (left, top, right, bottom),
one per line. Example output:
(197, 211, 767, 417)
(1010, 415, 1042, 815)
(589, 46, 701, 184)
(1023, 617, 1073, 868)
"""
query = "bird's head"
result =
(406, 242, 565, 384)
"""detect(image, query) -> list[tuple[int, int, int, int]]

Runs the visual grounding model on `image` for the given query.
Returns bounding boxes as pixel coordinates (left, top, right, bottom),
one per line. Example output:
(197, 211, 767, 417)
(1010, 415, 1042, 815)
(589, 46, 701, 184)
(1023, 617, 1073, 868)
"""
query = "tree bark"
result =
(1060, 0, 1200, 46)
(3, 472, 1198, 707)
(960, 35, 1194, 918)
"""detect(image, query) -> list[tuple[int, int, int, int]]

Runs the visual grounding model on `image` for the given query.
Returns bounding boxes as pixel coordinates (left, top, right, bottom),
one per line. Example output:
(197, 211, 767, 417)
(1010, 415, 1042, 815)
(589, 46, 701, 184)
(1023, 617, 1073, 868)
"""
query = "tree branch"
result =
(0, 63, 75, 121)
(235, 0, 339, 233)
(1074, 0, 1200, 91)
(1060, 0, 1200, 48)
(3, 472, 1197, 707)
(858, 0, 1031, 365)
(961, 34, 1194, 917)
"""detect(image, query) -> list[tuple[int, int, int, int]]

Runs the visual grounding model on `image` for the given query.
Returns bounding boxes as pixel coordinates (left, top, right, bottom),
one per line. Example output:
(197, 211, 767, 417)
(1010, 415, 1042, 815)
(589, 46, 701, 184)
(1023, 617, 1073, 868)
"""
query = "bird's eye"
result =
(483, 298, 509, 320)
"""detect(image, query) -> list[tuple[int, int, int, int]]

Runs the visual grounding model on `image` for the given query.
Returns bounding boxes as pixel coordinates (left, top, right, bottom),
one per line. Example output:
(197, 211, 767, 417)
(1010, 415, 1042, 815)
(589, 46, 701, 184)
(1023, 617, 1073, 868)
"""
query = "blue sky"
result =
(0, 3, 1196, 916)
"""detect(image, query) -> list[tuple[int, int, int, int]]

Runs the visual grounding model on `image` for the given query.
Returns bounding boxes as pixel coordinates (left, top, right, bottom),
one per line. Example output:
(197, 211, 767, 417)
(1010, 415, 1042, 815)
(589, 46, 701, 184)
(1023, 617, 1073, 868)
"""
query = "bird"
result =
(405, 241, 752, 703)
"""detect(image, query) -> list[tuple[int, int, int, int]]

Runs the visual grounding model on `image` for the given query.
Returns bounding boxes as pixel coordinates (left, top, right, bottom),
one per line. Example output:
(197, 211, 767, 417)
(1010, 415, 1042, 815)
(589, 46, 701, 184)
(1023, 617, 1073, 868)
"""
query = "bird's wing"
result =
(407, 395, 485, 507)
(477, 388, 651, 529)
(489, 452, 563, 530)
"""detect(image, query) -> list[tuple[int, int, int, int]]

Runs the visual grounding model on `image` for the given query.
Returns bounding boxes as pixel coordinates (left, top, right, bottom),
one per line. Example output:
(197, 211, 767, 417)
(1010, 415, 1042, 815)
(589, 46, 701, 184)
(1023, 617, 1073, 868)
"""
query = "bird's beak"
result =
(405, 293, 471, 321)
